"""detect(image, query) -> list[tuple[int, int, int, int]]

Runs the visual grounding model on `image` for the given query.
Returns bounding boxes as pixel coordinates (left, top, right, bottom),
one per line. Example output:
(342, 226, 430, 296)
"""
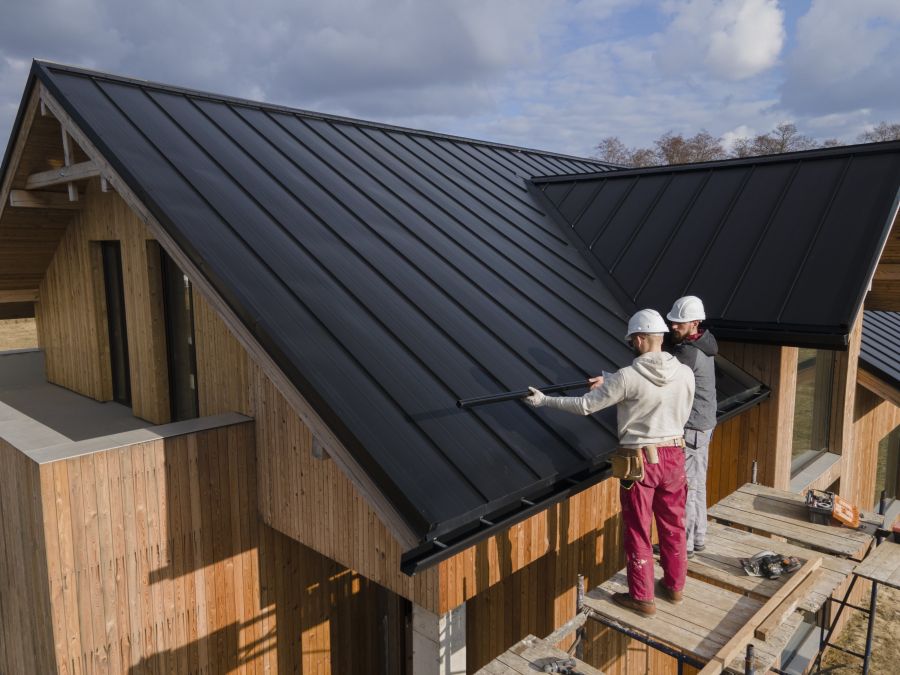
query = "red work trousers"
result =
(619, 445, 687, 602)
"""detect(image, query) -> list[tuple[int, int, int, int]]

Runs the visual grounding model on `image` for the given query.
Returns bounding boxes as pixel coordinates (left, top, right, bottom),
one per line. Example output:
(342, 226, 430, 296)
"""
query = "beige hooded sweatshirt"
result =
(539, 352, 695, 448)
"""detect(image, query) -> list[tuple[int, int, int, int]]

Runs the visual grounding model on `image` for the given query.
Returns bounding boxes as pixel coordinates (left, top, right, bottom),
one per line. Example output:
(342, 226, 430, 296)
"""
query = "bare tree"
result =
(594, 137, 634, 166)
(654, 130, 727, 165)
(593, 136, 658, 168)
(730, 136, 756, 158)
(857, 121, 900, 143)
(629, 147, 659, 168)
(592, 120, 888, 167)
(750, 123, 817, 155)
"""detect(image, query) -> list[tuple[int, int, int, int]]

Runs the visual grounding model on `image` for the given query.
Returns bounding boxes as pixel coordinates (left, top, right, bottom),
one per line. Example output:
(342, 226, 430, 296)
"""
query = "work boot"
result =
(656, 580, 683, 605)
(611, 592, 656, 617)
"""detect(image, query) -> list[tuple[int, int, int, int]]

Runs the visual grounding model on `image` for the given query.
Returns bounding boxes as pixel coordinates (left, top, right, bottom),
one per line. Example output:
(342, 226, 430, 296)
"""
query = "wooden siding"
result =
(36, 183, 170, 423)
(0, 438, 55, 675)
(0, 422, 407, 675)
(192, 290, 440, 613)
(852, 385, 900, 508)
(708, 342, 798, 500)
(834, 316, 863, 501)
(866, 213, 899, 311)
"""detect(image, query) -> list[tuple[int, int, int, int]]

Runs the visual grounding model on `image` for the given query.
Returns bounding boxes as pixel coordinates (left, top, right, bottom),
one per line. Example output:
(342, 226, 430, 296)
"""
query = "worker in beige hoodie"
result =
(525, 309, 694, 616)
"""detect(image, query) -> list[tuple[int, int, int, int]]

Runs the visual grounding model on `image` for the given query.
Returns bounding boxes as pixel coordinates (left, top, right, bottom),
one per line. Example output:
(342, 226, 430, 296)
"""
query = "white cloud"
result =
(781, 0, 900, 116)
(2, 0, 899, 161)
(655, 0, 785, 80)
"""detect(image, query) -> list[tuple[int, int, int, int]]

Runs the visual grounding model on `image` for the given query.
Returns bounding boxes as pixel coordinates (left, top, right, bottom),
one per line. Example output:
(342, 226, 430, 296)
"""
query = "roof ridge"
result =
(33, 59, 612, 168)
(531, 138, 900, 183)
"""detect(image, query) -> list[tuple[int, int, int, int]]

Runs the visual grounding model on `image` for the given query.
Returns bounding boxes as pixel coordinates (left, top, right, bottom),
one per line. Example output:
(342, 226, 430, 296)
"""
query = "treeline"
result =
(595, 121, 900, 168)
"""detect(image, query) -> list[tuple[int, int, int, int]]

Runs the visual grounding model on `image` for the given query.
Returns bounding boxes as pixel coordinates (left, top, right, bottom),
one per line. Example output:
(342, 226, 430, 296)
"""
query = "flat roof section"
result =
(0, 350, 249, 463)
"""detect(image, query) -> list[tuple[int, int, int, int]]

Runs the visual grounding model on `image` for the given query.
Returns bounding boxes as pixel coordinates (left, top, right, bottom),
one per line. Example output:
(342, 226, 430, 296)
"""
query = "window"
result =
(791, 348, 835, 474)
(100, 241, 131, 406)
(874, 426, 900, 509)
(160, 249, 199, 421)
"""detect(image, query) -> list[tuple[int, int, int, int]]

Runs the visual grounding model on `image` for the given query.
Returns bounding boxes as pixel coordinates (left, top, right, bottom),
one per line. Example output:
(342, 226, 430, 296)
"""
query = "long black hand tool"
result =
(457, 379, 591, 408)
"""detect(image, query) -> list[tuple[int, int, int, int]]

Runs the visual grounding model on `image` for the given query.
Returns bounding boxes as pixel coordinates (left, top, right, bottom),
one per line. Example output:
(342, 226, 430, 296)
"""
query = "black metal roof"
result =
(532, 146, 900, 348)
(4, 62, 769, 572)
(861, 311, 900, 392)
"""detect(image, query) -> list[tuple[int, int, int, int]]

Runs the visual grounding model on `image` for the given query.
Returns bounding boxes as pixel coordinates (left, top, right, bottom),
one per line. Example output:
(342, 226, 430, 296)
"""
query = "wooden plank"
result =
(708, 502, 863, 557)
(853, 541, 900, 587)
(0, 289, 39, 302)
(24, 160, 99, 189)
(696, 556, 822, 675)
(711, 484, 872, 556)
(584, 571, 743, 660)
(9, 189, 81, 209)
(754, 568, 825, 640)
(688, 522, 851, 613)
(477, 634, 605, 675)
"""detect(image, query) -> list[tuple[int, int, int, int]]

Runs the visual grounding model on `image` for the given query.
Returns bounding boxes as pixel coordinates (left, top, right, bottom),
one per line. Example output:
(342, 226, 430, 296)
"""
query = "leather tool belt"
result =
(610, 438, 685, 481)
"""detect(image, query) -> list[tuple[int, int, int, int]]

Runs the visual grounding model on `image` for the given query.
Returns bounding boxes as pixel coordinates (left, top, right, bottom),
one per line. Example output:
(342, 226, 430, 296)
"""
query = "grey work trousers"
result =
(684, 427, 714, 552)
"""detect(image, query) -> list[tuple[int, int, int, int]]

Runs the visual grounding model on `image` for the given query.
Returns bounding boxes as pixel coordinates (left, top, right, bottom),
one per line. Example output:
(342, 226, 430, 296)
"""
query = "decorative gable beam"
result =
(60, 128, 79, 201)
(9, 189, 81, 210)
(24, 160, 99, 190)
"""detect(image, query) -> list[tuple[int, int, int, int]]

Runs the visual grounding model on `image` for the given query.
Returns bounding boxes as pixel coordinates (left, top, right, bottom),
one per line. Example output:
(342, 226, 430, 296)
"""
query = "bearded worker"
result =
(524, 309, 694, 616)
(666, 296, 718, 559)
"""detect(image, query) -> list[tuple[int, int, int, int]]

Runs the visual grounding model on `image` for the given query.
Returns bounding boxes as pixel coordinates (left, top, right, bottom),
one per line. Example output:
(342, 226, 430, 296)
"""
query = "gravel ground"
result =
(0, 318, 37, 350)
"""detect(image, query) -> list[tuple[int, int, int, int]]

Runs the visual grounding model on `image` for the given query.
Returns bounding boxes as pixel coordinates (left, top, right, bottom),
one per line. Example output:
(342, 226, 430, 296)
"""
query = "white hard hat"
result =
(667, 296, 706, 322)
(625, 309, 669, 339)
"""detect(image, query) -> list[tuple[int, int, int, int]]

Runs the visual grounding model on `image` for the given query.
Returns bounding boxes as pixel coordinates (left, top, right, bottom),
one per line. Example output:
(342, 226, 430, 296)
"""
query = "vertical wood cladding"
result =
(0, 439, 55, 675)
(1, 423, 407, 675)
(866, 214, 899, 310)
(36, 183, 170, 423)
(191, 290, 439, 612)
(852, 385, 900, 509)
(708, 342, 798, 502)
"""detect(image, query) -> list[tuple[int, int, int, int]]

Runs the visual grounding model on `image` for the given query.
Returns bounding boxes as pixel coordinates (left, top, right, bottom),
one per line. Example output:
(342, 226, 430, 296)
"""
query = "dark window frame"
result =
(160, 248, 199, 421)
(100, 241, 132, 406)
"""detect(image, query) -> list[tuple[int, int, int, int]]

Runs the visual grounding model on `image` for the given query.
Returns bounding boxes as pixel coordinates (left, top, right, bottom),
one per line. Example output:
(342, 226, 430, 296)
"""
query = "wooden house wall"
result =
(867, 216, 899, 310)
(36, 182, 170, 424)
(0, 422, 407, 675)
(191, 291, 440, 613)
(852, 385, 900, 508)
(0, 438, 55, 675)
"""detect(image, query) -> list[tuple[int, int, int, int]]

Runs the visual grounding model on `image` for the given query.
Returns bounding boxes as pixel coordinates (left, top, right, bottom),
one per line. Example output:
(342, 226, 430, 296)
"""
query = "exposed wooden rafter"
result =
(9, 189, 81, 210)
(60, 127, 78, 201)
(858, 367, 900, 408)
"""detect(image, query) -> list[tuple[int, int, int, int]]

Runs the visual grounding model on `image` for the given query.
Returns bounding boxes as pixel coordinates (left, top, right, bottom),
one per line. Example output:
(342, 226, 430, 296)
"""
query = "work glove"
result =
(523, 386, 546, 407)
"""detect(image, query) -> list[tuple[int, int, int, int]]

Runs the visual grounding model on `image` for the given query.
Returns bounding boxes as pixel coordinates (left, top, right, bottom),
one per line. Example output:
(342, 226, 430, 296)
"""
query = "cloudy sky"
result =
(2, 0, 900, 157)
